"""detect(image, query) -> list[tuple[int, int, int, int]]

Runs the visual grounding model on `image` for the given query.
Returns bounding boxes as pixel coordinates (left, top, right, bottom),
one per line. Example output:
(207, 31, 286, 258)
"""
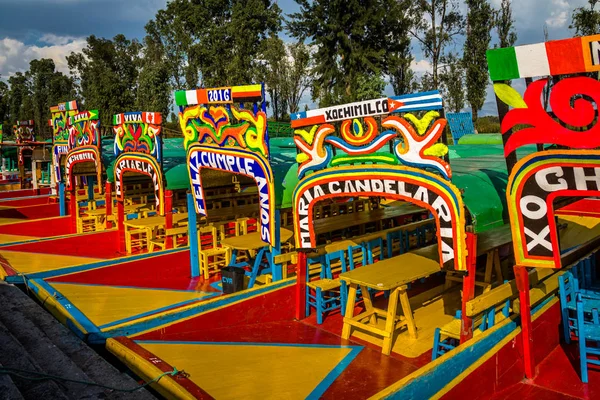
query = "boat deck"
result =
(488, 343, 600, 400)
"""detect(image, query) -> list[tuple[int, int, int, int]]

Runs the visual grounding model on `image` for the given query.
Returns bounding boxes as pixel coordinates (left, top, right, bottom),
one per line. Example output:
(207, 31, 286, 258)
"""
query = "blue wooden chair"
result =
(432, 296, 510, 360)
(306, 244, 366, 324)
(559, 266, 600, 344)
(572, 255, 599, 293)
(362, 237, 385, 265)
(576, 293, 600, 383)
(559, 271, 581, 344)
(386, 230, 408, 258)
(446, 112, 475, 144)
(306, 254, 344, 324)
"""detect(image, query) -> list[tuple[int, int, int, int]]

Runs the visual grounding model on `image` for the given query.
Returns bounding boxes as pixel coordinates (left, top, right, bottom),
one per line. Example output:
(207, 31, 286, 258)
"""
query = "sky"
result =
(0, 0, 591, 116)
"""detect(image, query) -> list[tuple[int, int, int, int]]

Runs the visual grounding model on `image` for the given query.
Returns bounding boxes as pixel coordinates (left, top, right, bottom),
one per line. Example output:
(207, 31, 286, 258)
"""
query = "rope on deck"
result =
(0, 366, 183, 392)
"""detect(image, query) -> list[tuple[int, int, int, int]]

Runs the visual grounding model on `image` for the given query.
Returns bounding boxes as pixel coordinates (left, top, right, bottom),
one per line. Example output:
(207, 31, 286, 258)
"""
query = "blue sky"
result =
(0, 0, 590, 116)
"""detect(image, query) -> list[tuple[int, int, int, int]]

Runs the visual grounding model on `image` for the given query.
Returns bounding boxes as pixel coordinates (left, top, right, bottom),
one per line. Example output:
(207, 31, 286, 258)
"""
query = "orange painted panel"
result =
(546, 37, 585, 75)
(582, 34, 600, 72)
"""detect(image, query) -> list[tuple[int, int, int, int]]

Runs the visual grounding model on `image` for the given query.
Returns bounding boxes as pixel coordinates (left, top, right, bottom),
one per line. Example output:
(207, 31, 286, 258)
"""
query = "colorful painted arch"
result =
(507, 150, 600, 269)
(292, 165, 467, 271)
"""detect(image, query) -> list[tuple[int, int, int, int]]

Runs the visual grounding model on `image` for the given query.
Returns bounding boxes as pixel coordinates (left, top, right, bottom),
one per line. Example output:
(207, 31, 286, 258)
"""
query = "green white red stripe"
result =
(68, 110, 99, 125)
(174, 84, 263, 106)
(50, 100, 78, 113)
(487, 34, 600, 81)
(113, 112, 162, 125)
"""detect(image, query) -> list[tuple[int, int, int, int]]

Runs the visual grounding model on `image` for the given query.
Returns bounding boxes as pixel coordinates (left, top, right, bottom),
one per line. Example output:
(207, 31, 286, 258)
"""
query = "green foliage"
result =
(67, 35, 142, 127)
(257, 37, 312, 120)
(570, 0, 600, 36)
(289, 0, 415, 104)
(354, 74, 386, 101)
(137, 33, 171, 118)
(27, 59, 77, 133)
(439, 55, 465, 113)
(0, 77, 8, 127)
(284, 42, 313, 115)
(474, 116, 500, 133)
(413, 0, 465, 89)
(494, 0, 517, 49)
(463, 0, 493, 121)
(259, 36, 289, 121)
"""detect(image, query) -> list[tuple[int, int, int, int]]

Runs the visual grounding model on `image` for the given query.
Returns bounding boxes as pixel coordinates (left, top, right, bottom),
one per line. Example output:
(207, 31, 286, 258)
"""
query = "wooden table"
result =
(221, 228, 294, 250)
(221, 228, 294, 288)
(313, 204, 426, 236)
(123, 213, 188, 253)
(340, 252, 441, 355)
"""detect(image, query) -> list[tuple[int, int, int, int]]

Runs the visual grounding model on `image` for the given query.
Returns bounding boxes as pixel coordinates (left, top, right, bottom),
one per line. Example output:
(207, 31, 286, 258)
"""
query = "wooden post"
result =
(515, 265, 536, 379)
(187, 192, 200, 277)
(295, 251, 307, 320)
(460, 232, 478, 343)
(31, 160, 38, 189)
(165, 190, 174, 249)
(59, 182, 66, 216)
(105, 182, 112, 229)
(69, 186, 77, 233)
(117, 200, 125, 253)
(87, 175, 94, 200)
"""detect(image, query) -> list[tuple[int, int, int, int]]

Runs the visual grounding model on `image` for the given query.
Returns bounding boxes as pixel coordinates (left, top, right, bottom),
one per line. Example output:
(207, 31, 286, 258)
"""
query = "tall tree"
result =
(439, 55, 465, 112)
(259, 36, 288, 121)
(137, 33, 171, 118)
(67, 34, 142, 126)
(7, 72, 31, 124)
(389, 46, 416, 95)
(412, 0, 465, 89)
(0, 77, 9, 126)
(495, 0, 517, 49)
(463, 0, 493, 121)
(26, 59, 76, 135)
(289, 0, 415, 105)
(149, 0, 281, 89)
(385, 0, 418, 96)
(146, 2, 196, 90)
(570, 0, 600, 36)
(284, 42, 313, 115)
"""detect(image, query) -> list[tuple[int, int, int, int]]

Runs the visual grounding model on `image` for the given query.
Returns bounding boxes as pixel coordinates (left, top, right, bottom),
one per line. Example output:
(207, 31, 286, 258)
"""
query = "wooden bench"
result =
(273, 251, 298, 279)
(341, 252, 441, 355)
(149, 226, 189, 251)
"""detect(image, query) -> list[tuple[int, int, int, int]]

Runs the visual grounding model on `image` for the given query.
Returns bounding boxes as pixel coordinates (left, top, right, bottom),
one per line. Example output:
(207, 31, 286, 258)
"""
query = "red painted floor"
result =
(301, 273, 445, 368)
(133, 319, 418, 399)
(489, 343, 600, 400)
(46, 250, 223, 292)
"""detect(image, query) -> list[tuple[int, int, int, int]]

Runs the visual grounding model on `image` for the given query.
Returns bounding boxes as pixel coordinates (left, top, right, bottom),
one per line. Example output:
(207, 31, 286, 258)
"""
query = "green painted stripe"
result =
(486, 47, 520, 81)
(174, 90, 188, 106)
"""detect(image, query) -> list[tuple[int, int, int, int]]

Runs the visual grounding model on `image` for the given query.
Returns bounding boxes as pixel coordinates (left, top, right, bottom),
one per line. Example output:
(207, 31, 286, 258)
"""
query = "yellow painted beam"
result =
(0, 234, 39, 244)
(0, 251, 102, 274)
(139, 341, 352, 400)
(106, 339, 197, 400)
(49, 283, 214, 328)
(465, 268, 554, 317)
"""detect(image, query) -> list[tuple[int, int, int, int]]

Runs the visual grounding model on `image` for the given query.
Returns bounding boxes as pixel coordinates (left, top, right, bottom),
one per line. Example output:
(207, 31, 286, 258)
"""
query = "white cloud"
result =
(411, 59, 433, 75)
(0, 35, 86, 78)
(39, 33, 80, 46)
(544, 0, 571, 28)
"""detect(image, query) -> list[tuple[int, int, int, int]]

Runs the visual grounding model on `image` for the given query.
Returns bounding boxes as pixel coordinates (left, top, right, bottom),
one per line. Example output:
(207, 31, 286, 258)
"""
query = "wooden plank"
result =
(313, 204, 426, 235)
(340, 253, 440, 290)
(465, 268, 555, 317)
(513, 270, 564, 313)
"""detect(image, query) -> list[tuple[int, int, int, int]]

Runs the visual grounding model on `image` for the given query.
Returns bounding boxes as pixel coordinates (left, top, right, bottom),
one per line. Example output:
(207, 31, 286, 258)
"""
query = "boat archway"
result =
(113, 153, 165, 215)
(293, 165, 467, 271)
(187, 144, 275, 245)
